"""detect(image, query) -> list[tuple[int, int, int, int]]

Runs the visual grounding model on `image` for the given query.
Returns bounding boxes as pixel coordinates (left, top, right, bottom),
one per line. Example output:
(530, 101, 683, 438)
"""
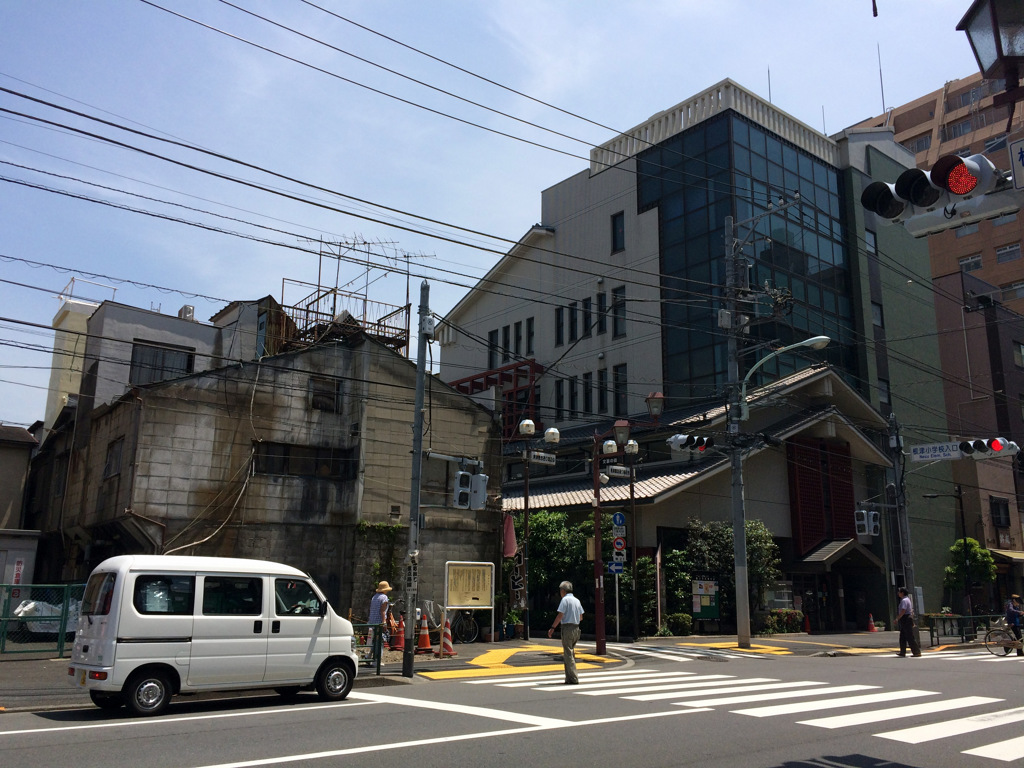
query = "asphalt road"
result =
(2, 634, 1022, 768)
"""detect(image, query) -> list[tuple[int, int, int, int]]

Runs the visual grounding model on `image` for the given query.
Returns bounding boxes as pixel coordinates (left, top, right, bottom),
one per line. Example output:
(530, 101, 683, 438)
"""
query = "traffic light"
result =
(452, 471, 472, 509)
(869, 510, 880, 537)
(666, 434, 714, 452)
(469, 473, 488, 511)
(855, 509, 868, 536)
(959, 437, 1021, 459)
(860, 153, 1016, 237)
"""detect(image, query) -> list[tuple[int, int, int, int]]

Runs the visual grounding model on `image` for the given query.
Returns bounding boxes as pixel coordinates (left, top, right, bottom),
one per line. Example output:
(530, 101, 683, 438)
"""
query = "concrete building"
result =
(439, 79, 954, 625)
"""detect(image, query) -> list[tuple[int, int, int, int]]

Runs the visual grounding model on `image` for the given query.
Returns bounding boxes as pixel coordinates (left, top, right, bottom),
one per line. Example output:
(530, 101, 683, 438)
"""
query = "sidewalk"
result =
(0, 630, 981, 713)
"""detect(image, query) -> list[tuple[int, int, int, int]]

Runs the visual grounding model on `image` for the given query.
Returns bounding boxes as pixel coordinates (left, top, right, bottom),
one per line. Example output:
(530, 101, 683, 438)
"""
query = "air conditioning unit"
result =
(177, 305, 195, 321)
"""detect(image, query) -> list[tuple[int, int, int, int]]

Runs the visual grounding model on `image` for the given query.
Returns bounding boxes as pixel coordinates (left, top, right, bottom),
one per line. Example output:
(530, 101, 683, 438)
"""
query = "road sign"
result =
(607, 562, 624, 574)
(611, 512, 626, 526)
(606, 465, 630, 479)
(612, 550, 626, 562)
(909, 442, 963, 462)
(612, 537, 626, 551)
(612, 525, 626, 537)
(528, 450, 556, 466)
(1012, 139, 1024, 191)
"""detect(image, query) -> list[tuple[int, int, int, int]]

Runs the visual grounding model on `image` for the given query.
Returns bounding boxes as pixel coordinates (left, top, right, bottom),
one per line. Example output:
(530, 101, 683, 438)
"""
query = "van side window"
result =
(275, 579, 321, 616)
(202, 577, 263, 615)
(133, 575, 195, 615)
(81, 572, 117, 616)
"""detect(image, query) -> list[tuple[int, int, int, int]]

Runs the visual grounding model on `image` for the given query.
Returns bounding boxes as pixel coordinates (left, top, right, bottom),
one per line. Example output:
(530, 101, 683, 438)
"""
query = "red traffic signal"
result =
(667, 434, 715, 452)
(958, 437, 1020, 459)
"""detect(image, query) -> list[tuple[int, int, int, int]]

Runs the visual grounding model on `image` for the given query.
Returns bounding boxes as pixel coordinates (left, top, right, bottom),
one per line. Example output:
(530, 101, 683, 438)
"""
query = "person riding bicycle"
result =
(1005, 594, 1023, 656)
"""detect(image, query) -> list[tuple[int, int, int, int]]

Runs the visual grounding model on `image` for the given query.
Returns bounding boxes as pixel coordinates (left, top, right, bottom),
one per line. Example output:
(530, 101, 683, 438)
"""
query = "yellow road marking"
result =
(417, 643, 619, 680)
(674, 641, 792, 655)
(419, 663, 602, 680)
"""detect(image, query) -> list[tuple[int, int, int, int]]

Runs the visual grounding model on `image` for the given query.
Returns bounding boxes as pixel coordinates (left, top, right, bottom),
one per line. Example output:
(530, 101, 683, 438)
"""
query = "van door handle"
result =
(253, 620, 263, 634)
(272, 620, 281, 634)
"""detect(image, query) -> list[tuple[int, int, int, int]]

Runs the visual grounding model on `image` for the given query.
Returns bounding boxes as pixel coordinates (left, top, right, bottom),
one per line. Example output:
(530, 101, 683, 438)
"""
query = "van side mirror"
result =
(318, 601, 328, 617)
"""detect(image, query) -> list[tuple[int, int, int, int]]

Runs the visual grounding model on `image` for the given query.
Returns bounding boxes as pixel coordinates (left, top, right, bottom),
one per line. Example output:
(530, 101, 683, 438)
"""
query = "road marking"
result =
(419, 643, 618, 679)
(731, 689, 936, 717)
(964, 733, 1024, 761)
(629, 680, 819, 702)
(671, 684, 877, 708)
(572, 674, 736, 695)
(187, 708, 712, 768)
(465, 668, 663, 685)
(673, 641, 790, 656)
(797, 696, 1002, 729)
(349, 691, 570, 727)
(877, 705, 1024, 743)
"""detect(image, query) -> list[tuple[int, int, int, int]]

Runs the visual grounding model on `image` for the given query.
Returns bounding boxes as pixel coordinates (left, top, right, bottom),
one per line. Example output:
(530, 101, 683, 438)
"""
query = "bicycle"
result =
(420, 599, 480, 644)
(984, 621, 1023, 656)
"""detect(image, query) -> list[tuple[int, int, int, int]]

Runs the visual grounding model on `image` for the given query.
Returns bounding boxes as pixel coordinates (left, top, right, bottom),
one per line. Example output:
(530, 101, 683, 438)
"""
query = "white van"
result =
(68, 555, 358, 716)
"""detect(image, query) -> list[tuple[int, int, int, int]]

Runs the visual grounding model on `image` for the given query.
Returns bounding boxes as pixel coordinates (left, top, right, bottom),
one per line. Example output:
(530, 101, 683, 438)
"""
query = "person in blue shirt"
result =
(548, 580, 584, 684)
(1005, 594, 1023, 656)
(369, 581, 392, 645)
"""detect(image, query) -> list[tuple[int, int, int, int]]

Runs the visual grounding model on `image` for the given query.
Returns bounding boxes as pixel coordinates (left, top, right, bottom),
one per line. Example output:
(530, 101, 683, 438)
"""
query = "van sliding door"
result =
(188, 574, 268, 686)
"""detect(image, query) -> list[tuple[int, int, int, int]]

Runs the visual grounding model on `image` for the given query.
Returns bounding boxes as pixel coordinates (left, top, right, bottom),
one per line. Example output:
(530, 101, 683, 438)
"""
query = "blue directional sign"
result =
(611, 512, 626, 526)
(608, 562, 624, 575)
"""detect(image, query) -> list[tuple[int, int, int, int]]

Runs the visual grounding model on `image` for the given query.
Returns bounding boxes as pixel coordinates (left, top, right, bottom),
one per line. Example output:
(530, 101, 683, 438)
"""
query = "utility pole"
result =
(723, 197, 801, 649)
(402, 281, 431, 678)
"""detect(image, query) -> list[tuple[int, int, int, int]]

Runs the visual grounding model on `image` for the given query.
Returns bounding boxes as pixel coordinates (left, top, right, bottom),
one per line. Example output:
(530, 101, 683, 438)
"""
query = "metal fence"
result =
(0, 583, 85, 658)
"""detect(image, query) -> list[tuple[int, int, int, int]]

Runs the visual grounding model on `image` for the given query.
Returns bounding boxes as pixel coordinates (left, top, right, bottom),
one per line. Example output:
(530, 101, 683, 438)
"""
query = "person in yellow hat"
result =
(369, 581, 393, 644)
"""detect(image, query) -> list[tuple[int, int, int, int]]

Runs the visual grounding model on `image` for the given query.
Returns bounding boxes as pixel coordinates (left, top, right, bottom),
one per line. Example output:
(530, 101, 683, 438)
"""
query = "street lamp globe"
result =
(624, 439, 639, 455)
(602, 439, 618, 455)
(518, 419, 536, 436)
(544, 427, 560, 444)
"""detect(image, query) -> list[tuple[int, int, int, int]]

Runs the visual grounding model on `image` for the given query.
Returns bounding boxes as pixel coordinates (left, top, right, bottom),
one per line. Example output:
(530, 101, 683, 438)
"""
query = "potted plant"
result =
(505, 610, 520, 640)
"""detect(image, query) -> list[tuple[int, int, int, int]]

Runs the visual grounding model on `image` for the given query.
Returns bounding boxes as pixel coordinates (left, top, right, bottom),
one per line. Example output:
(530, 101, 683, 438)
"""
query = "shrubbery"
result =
(754, 608, 804, 635)
(664, 612, 693, 636)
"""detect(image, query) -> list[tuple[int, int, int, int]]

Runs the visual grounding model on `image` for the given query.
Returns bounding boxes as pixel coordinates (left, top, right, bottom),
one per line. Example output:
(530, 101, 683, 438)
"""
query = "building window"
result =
(992, 497, 1011, 529)
(904, 133, 931, 154)
(597, 369, 608, 413)
(865, 230, 877, 256)
(993, 212, 1018, 227)
(308, 376, 342, 413)
(555, 307, 564, 346)
(568, 302, 578, 342)
(526, 317, 535, 355)
(253, 442, 357, 480)
(502, 325, 511, 362)
(612, 286, 626, 337)
(878, 378, 890, 405)
(946, 118, 972, 140)
(1004, 282, 1024, 301)
(986, 135, 1008, 153)
(597, 292, 608, 334)
(959, 254, 983, 272)
(487, 329, 499, 369)
(612, 364, 627, 416)
(611, 212, 625, 253)
(569, 376, 578, 418)
(997, 243, 1022, 263)
(1014, 341, 1024, 368)
(583, 372, 593, 414)
(555, 380, 565, 422)
(103, 438, 123, 479)
(955, 222, 979, 238)
(871, 302, 884, 328)
(514, 321, 522, 356)
(129, 341, 195, 386)
(582, 297, 592, 338)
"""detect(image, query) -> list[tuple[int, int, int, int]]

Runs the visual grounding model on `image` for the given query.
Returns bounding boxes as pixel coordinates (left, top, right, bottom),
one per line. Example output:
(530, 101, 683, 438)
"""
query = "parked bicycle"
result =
(984, 621, 1024, 656)
(420, 599, 480, 644)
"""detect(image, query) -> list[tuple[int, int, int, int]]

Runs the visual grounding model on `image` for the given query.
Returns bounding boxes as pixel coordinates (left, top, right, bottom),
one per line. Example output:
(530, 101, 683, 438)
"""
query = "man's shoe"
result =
(896, 653, 906, 657)
(565, 680, 578, 685)
(912, 653, 922, 657)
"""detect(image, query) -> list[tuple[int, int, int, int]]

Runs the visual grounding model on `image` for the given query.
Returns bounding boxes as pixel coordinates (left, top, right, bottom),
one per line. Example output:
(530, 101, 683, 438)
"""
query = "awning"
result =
(792, 539, 885, 574)
(990, 548, 1024, 563)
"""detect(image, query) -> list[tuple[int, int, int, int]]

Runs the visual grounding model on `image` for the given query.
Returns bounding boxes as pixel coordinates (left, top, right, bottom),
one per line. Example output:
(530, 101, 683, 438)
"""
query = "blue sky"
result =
(0, 0, 981, 428)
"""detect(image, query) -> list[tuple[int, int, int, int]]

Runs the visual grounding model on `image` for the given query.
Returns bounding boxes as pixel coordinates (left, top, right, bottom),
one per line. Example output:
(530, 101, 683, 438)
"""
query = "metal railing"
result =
(1, 583, 85, 658)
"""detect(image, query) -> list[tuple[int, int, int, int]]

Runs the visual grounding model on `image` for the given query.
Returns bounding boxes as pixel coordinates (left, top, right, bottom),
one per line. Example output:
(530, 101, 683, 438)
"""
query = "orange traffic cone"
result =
(390, 616, 405, 650)
(803, 613, 811, 633)
(414, 614, 433, 654)
(435, 618, 457, 657)
(867, 613, 877, 632)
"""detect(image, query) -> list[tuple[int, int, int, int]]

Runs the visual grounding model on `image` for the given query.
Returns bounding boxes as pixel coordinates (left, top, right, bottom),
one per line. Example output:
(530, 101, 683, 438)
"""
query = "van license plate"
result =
(78, 670, 86, 686)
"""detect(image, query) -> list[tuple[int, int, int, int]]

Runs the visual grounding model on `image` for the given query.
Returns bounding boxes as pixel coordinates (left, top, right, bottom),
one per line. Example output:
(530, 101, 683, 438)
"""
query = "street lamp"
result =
(729, 335, 830, 648)
(591, 392, 664, 655)
(958, 0, 1024, 124)
(518, 418, 559, 641)
(923, 485, 971, 634)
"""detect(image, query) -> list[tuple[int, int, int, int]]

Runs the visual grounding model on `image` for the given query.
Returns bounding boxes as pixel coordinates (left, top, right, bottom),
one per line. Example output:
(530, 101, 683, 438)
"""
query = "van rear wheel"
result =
(89, 690, 124, 711)
(315, 659, 353, 701)
(124, 670, 172, 717)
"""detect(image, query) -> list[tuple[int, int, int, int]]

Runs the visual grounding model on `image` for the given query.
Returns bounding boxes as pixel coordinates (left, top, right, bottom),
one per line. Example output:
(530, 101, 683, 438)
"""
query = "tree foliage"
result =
(942, 537, 997, 592)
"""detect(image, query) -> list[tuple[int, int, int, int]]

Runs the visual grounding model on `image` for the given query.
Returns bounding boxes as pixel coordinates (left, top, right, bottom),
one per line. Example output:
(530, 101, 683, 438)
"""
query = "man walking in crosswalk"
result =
(895, 586, 921, 657)
(548, 580, 584, 684)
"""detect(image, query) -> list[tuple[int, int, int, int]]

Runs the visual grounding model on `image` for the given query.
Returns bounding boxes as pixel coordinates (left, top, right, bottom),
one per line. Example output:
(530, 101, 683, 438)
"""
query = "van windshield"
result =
(81, 572, 116, 616)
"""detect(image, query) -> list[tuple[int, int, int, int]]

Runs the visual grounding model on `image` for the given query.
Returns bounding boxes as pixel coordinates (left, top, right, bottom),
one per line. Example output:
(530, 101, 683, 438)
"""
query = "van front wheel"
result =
(124, 670, 172, 717)
(315, 659, 353, 701)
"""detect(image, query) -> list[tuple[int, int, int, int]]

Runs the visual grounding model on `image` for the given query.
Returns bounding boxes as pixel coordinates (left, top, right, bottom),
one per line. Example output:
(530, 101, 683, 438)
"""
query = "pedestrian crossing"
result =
(464, 667, 1021, 761)
(607, 642, 770, 661)
(888, 648, 1024, 663)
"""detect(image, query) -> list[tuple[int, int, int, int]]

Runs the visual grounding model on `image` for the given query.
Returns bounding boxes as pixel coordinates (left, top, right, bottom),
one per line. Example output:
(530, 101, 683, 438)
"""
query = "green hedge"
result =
(754, 609, 804, 635)
(664, 612, 693, 636)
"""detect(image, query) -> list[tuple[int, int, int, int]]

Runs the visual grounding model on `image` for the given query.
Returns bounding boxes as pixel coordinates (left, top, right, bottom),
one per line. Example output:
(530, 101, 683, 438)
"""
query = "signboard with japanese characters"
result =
(691, 572, 719, 620)
(909, 442, 963, 462)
